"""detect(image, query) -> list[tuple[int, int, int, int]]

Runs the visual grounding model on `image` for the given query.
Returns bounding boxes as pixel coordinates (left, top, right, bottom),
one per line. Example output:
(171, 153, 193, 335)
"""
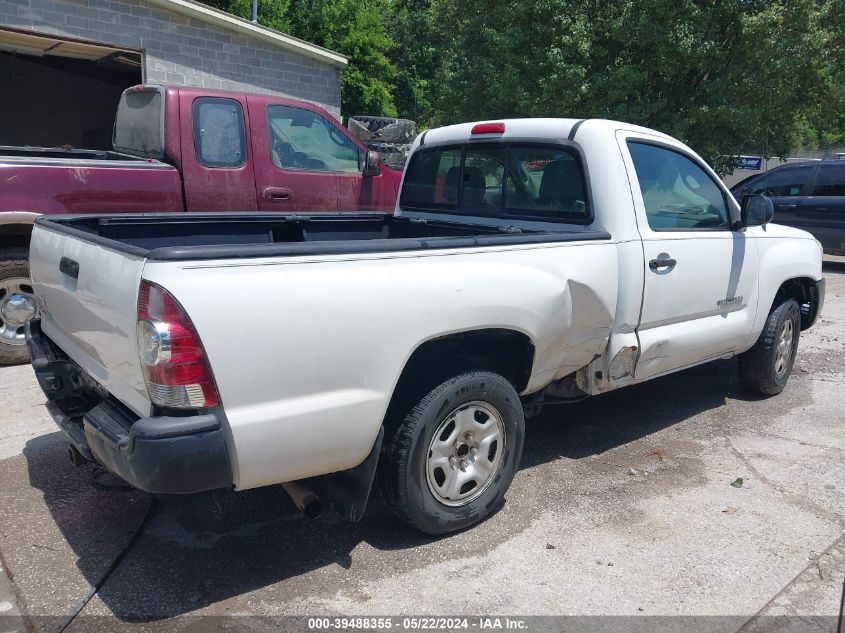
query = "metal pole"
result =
(251, 0, 258, 23)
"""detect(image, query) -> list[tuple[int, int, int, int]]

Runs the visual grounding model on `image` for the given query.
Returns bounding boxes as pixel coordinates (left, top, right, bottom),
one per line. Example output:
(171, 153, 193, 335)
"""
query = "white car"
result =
(26, 118, 825, 534)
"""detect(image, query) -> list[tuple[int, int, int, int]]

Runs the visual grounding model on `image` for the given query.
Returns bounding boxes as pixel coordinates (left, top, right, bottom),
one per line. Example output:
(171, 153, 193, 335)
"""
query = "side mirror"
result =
(740, 194, 774, 228)
(362, 150, 381, 177)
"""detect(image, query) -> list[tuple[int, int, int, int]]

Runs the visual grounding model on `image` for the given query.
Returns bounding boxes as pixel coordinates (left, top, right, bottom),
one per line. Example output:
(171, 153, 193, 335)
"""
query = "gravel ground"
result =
(0, 259, 843, 633)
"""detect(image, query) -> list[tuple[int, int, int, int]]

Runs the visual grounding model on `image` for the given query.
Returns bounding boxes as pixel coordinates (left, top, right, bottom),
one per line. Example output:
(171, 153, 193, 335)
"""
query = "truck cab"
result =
(139, 85, 399, 213)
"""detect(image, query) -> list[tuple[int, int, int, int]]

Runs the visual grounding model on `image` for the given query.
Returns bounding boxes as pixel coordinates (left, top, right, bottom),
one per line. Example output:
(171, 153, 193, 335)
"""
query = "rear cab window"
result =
(400, 143, 591, 224)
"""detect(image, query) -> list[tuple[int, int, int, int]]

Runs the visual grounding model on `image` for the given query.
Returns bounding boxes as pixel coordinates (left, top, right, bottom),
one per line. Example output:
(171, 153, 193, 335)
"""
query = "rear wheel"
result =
(380, 371, 524, 534)
(0, 248, 36, 365)
(738, 298, 800, 395)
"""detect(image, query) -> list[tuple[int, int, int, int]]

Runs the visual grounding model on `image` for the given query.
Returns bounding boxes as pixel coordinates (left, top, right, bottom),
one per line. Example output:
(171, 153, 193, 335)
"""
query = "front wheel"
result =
(0, 247, 37, 365)
(380, 371, 525, 534)
(738, 298, 801, 396)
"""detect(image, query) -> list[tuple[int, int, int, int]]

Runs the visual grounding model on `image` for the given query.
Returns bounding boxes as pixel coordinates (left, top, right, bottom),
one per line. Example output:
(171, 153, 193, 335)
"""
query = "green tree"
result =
(201, 0, 397, 117)
(428, 0, 845, 173)
(790, 0, 845, 153)
(385, 0, 440, 122)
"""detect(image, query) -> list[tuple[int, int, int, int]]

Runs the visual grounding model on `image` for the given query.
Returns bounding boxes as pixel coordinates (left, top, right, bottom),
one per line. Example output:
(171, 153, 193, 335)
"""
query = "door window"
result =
(750, 166, 815, 197)
(811, 165, 845, 196)
(266, 105, 359, 173)
(628, 142, 730, 230)
(192, 97, 246, 168)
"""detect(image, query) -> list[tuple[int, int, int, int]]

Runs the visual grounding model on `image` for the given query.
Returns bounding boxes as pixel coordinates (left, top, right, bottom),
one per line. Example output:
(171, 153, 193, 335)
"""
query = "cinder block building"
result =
(0, 0, 346, 149)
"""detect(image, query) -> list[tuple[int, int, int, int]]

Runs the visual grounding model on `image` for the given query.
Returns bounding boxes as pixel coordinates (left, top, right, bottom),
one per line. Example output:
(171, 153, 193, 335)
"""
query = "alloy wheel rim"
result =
(774, 318, 794, 377)
(425, 400, 505, 507)
(0, 277, 37, 346)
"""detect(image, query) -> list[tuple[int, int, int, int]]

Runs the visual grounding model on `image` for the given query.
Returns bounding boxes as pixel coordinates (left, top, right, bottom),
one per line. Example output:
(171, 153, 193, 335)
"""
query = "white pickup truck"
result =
(26, 118, 825, 534)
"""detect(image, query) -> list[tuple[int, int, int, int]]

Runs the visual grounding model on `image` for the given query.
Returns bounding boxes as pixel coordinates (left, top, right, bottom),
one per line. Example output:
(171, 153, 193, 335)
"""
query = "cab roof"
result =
(417, 118, 677, 147)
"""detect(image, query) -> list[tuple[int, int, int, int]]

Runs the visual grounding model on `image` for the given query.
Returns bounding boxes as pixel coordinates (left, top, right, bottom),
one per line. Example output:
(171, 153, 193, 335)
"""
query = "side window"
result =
(750, 167, 814, 197)
(267, 105, 359, 173)
(628, 141, 730, 230)
(192, 97, 246, 168)
(811, 166, 845, 196)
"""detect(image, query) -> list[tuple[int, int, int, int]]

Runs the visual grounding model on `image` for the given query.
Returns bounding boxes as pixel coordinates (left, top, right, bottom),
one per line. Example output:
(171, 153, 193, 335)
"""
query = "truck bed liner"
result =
(35, 213, 611, 261)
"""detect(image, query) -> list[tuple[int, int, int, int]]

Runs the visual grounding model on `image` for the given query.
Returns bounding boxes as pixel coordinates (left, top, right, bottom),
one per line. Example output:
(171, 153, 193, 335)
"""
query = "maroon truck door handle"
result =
(264, 187, 292, 201)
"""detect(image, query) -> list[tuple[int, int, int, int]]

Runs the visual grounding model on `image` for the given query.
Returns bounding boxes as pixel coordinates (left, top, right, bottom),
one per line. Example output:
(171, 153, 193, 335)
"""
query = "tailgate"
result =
(30, 223, 151, 416)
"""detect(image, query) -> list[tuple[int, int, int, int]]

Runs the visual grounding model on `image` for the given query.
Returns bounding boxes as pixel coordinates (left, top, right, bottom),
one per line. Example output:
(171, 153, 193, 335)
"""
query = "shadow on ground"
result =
(22, 359, 745, 621)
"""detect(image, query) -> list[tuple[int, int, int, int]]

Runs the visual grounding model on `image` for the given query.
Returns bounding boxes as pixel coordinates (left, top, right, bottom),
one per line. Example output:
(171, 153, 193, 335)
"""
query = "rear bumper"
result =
(26, 319, 233, 494)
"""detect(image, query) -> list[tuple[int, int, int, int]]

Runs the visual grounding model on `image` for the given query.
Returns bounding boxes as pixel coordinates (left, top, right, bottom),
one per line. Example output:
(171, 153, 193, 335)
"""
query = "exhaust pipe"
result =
(67, 444, 88, 468)
(281, 481, 323, 519)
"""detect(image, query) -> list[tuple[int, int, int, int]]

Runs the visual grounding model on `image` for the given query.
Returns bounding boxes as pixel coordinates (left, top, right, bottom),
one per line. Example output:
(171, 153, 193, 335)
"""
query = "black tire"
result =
(372, 121, 415, 143)
(738, 298, 801, 396)
(367, 142, 403, 154)
(380, 371, 525, 534)
(366, 142, 411, 170)
(0, 247, 33, 366)
(348, 116, 400, 133)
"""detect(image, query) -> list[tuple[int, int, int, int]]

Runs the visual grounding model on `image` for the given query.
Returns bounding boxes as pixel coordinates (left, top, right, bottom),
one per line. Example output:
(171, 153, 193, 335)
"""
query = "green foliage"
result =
(426, 0, 845, 173)
(385, 0, 439, 123)
(286, 0, 397, 117)
(201, 0, 397, 117)
(200, 0, 843, 172)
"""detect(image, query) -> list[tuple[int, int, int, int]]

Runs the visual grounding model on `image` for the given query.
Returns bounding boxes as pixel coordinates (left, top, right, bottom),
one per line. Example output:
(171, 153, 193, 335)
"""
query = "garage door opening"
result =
(0, 28, 142, 150)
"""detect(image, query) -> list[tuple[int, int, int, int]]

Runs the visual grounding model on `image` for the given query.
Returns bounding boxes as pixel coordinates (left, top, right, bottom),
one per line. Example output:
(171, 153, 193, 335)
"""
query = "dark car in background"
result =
(730, 160, 845, 255)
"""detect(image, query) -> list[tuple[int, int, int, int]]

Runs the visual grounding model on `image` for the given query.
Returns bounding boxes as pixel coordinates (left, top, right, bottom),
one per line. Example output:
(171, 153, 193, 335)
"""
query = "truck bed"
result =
(29, 207, 620, 487)
(0, 155, 183, 216)
(36, 213, 611, 261)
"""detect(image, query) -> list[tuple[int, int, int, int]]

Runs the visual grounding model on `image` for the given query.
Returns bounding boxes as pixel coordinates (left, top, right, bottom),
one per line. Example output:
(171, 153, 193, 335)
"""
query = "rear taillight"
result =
(136, 280, 219, 409)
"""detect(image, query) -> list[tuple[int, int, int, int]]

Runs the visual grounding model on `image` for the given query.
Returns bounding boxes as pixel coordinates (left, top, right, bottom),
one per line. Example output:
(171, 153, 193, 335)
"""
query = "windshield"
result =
(400, 143, 591, 224)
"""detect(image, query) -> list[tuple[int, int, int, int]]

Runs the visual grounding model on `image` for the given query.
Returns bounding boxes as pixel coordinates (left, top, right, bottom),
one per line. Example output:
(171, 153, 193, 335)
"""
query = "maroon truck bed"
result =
(0, 147, 183, 215)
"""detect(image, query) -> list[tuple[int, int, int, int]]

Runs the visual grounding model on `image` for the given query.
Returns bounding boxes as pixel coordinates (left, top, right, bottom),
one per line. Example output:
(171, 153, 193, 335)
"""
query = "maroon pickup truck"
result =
(0, 84, 402, 364)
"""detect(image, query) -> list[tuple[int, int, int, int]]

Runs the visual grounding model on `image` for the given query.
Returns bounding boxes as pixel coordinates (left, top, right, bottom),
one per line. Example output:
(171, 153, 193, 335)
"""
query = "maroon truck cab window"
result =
(192, 97, 247, 168)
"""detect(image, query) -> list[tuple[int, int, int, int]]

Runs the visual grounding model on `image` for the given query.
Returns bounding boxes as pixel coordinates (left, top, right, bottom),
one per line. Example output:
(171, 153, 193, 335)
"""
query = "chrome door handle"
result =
(649, 257, 677, 271)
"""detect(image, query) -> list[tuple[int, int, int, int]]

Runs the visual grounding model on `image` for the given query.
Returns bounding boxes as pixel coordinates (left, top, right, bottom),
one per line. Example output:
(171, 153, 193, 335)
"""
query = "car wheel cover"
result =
(425, 400, 506, 507)
(774, 317, 794, 378)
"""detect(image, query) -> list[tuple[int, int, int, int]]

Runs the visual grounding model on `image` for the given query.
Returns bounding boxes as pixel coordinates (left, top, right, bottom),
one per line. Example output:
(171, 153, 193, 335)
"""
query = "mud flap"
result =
(309, 426, 384, 523)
